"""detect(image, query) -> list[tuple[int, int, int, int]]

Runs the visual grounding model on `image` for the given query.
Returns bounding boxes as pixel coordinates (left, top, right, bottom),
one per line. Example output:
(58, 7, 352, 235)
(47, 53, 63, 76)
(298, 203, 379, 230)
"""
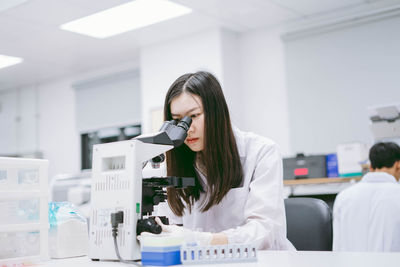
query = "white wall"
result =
(38, 78, 80, 178)
(239, 27, 291, 156)
(0, 90, 18, 154)
(0, 80, 80, 178)
(140, 28, 245, 133)
(0, 63, 140, 179)
(74, 70, 141, 133)
(220, 30, 243, 128)
(284, 15, 400, 155)
(0, 86, 40, 155)
(18, 87, 39, 153)
(140, 29, 224, 133)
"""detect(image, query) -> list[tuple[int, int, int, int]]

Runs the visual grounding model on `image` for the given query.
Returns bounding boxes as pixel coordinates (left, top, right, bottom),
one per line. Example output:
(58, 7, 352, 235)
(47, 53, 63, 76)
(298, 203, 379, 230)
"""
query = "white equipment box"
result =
(0, 157, 49, 265)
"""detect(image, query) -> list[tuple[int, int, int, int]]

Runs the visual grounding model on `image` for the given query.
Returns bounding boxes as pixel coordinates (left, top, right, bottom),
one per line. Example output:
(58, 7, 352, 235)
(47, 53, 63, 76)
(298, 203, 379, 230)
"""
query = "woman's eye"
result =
(191, 113, 200, 118)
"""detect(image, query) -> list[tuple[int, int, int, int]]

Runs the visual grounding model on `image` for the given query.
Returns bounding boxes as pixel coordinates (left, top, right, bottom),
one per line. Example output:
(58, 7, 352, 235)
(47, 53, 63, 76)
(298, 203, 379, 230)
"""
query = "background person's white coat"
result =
(333, 172, 400, 252)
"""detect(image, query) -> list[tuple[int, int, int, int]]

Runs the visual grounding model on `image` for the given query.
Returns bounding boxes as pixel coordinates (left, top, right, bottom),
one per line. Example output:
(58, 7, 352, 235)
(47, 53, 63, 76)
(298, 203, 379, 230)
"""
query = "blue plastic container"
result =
(141, 245, 181, 266)
(326, 154, 339, 177)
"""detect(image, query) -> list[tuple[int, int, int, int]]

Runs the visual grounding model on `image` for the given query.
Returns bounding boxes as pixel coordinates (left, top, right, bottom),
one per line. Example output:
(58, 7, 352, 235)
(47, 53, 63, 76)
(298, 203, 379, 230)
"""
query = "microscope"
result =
(88, 117, 195, 261)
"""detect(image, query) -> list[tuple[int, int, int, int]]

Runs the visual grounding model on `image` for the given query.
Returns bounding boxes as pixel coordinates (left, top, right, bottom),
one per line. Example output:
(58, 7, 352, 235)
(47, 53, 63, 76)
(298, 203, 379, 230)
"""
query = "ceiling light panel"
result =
(0, 55, 23, 70)
(60, 0, 192, 38)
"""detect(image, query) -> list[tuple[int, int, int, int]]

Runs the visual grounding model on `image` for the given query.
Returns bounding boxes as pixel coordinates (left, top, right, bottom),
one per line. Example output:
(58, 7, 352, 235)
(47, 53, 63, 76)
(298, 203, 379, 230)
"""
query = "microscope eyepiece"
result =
(177, 116, 192, 131)
(151, 154, 165, 164)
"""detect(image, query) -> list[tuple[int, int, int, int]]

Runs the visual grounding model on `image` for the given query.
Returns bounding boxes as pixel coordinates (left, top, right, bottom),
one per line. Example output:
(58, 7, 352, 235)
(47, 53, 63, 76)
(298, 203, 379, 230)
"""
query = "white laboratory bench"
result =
(37, 250, 400, 267)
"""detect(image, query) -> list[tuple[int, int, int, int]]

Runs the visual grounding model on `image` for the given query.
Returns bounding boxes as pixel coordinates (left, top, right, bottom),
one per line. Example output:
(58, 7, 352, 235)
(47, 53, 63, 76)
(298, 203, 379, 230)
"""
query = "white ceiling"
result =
(0, 0, 395, 91)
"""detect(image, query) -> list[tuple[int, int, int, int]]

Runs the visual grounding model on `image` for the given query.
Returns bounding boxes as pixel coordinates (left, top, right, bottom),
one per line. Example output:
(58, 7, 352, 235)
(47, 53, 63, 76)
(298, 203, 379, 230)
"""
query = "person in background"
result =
(152, 71, 293, 250)
(333, 142, 400, 251)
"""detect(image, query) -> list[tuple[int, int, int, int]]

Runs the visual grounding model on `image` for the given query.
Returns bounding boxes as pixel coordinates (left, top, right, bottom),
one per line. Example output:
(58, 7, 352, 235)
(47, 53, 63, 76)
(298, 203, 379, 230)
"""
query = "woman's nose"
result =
(187, 124, 194, 134)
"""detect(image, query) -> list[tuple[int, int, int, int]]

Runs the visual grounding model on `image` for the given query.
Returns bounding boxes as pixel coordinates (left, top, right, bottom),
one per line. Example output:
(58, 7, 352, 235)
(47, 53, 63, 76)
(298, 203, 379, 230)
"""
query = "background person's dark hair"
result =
(369, 142, 400, 170)
(164, 71, 243, 216)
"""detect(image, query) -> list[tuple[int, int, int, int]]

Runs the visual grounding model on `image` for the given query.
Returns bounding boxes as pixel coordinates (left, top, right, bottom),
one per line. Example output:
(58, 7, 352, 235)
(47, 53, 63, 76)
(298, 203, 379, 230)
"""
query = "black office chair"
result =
(284, 197, 332, 251)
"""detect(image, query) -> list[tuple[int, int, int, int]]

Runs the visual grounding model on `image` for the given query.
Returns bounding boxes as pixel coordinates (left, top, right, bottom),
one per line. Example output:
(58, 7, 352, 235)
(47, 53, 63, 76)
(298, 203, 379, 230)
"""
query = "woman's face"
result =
(170, 92, 205, 152)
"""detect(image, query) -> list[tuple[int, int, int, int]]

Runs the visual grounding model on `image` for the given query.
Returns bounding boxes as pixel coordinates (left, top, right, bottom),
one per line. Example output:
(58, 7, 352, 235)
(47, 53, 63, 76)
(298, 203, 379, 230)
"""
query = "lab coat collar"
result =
(361, 172, 398, 184)
(232, 125, 245, 158)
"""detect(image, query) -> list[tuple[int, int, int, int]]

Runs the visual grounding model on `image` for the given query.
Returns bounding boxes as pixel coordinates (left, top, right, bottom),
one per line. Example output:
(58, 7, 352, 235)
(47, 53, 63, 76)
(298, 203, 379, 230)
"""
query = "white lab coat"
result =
(333, 172, 400, 252)
(156, 128, 293, 250)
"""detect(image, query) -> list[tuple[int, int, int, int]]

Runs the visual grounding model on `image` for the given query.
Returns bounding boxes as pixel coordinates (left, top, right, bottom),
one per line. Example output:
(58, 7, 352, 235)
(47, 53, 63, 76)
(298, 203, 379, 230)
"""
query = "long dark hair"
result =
(164, 71, 243, 216)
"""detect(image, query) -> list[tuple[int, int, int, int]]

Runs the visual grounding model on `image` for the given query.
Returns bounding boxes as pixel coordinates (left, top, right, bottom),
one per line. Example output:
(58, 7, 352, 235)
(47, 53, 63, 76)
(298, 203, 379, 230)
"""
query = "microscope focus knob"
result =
(137, 217, 162, 235)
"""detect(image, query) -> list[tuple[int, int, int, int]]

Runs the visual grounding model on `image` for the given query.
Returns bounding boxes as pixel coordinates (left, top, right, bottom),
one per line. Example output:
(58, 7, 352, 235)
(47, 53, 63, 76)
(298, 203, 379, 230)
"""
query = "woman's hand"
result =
(154, 217, 228, 246)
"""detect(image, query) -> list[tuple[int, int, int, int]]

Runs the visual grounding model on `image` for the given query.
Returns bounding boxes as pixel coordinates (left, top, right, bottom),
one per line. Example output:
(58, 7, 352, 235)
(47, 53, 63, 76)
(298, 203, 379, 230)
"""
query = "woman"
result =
(157, 71, 292, 250)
